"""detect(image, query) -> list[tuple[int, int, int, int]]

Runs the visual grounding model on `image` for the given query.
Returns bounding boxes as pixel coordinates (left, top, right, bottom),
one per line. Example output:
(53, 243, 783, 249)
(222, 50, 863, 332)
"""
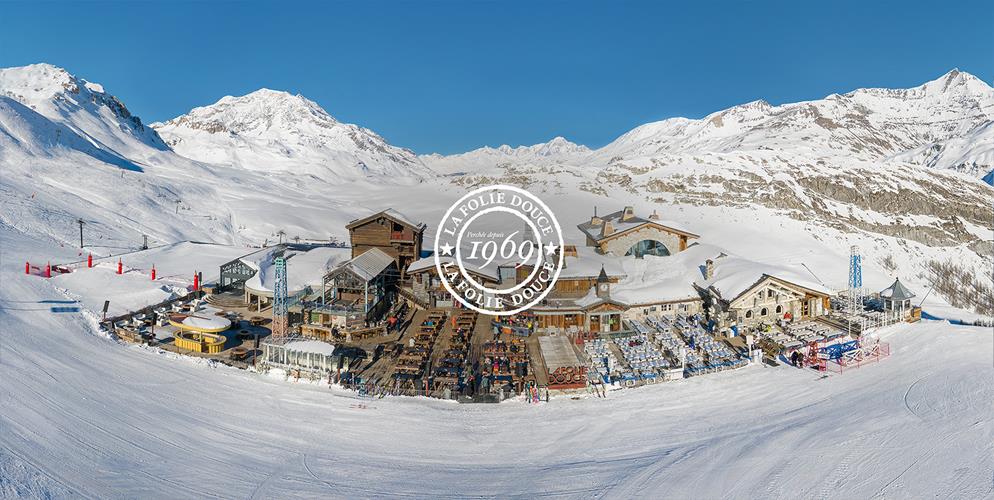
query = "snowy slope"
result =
(1, 63, 991, 317)
(0, 63, 167, 159)
(0, 65, 435, 252)
(152, 89, 434, 179)
(421, 136, 591, 174)
(892, 120, 994, 177)
(1, 224, 992, 497)
(589, 69, 994, 167)
(2, 63, 994, 497)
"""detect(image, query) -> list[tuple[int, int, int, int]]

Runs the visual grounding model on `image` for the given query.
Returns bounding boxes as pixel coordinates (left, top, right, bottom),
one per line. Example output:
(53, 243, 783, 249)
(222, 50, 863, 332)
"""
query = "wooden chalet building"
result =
(346, 209, 425, 281)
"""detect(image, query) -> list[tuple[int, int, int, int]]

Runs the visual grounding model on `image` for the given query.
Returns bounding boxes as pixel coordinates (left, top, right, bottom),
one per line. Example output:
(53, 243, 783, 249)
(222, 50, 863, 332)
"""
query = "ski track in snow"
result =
(2, 227, 993, 499)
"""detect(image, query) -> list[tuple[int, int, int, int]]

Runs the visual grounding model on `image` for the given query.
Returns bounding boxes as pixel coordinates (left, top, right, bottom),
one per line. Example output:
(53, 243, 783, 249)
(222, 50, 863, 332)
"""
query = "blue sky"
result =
(1, 1, 991, 154)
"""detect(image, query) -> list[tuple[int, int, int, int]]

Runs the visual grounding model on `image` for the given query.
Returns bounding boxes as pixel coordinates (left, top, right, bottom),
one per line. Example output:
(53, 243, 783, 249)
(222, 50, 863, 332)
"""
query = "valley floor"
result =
(2, 229, 993, 499)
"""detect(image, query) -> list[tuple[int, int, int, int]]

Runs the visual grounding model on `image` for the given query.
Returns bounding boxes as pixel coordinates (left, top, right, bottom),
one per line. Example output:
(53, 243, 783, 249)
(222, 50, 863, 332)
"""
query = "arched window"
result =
(745, 310, 753, 319)
(775, 304, 783, 314)
(625, 240, 671, 258)
(760, 307, 768, 316)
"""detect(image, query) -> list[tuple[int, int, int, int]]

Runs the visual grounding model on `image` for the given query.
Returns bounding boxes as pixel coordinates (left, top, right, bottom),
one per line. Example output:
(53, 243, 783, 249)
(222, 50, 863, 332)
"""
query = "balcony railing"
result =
(391, 230, 415, 242)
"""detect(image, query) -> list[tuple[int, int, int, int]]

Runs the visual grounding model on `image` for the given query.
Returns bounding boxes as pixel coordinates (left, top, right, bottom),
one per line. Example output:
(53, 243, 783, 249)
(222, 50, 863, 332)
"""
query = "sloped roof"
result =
(880, 278, 916, 301)
(335, 248, 395, 282)
(346, 208, 425, 231)
(577, 209, 699, 244)
(406, 254, 501, 282)
(696, 254, 831, 303)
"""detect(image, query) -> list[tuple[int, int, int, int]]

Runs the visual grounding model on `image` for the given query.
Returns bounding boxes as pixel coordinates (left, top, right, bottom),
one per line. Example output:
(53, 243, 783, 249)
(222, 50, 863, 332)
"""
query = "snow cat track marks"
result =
(0, 443, 87, 499)
(135, 469, 227, 499)
(903, 376, 928, 420)
(603, 443, 707, 498)
(870, 448, 938, 499)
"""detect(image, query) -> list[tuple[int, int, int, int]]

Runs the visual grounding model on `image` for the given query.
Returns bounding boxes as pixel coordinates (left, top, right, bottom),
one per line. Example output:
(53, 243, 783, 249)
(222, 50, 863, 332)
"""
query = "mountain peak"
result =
(155, 88, 338, 136)
(152, 88, 431, 179)
(0, 63, 84, 101)
(928, 68, 989, 93)
(0, 62, 167, 153)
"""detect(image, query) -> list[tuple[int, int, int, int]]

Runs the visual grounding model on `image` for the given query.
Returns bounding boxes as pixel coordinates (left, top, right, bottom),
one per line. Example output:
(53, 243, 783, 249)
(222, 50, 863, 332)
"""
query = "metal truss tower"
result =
(847, 245, 864, 314)
(271, 256, 289, 341)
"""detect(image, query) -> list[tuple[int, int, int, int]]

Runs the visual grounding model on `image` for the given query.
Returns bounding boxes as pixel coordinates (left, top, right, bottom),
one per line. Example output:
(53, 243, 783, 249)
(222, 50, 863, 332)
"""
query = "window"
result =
(624, 240, 671, 258)
(745, 310, 753, 319)
(775, 304, 782, 314)
(760, 307, 768, 316)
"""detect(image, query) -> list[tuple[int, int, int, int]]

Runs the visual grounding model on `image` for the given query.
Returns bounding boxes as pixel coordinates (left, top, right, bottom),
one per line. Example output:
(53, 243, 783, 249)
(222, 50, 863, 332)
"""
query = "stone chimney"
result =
(601, 220, 614, 238)
(648, 209, 660, 221)
(705, 259, 714, 280)
(621, 206, 635, 222)
(590, 206, 602, 226)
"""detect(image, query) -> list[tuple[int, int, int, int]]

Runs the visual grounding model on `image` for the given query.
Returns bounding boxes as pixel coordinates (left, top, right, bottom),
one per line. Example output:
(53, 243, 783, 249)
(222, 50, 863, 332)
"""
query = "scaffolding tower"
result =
(847, 245, 863, 313)
(846, 245, 865, 336)
(271, 256, 289, 341)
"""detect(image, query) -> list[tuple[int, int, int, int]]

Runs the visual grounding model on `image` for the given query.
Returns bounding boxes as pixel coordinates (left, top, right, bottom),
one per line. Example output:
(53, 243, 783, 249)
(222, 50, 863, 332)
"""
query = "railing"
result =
(397, 286, 430, 310)
(391, 230, 415, 242)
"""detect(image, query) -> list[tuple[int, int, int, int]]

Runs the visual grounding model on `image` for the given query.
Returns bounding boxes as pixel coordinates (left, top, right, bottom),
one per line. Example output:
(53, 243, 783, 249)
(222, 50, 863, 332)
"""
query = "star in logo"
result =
(544, 242, 558, 256)
(439, 243, 455, 256)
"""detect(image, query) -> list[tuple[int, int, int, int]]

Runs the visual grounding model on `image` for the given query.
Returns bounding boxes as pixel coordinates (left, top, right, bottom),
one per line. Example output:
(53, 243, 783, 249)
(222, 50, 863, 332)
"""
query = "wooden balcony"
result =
(390, 229, 415, 242)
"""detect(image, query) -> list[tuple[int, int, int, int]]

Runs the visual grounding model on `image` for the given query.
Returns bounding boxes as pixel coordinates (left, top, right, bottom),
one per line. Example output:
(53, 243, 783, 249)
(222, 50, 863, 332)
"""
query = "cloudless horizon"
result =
(2, 0, 991, 154)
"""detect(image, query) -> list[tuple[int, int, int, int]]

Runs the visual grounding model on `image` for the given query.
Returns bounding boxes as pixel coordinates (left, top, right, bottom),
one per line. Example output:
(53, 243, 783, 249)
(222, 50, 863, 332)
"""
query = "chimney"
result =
(648, 209, 660, 221)
(601, 220, 614, 238)
(621, 206, 635, 222)
(590, 206, 602, 226)
(705, 259, 714, 280)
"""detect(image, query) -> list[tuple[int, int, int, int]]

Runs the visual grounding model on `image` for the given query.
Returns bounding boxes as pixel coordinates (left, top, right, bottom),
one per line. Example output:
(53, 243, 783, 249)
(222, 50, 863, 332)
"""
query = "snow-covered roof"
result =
(697, 254, 831, 302)
(538, 335, 583, 370)
(335, 248, 395, 282)
(346, 208, 425, 231)
(880, 278, 916, 300)
(610, 243, 718, 305)
(407, 254, 501, 282)
(244, 246, 352, 296)
(577, 208, 698, 243)
(282, 339, 336, 356)
(560, 245, 625, 279)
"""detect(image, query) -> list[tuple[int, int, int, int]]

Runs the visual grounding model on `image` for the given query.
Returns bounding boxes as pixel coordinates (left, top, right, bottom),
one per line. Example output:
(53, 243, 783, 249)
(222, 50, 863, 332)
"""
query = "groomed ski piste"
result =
(2, 225, 992, 499)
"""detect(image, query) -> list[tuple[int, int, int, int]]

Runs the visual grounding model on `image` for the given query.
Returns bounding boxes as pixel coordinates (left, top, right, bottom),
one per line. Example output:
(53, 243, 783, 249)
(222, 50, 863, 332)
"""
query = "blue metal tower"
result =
(848, 245, 864, 314)
(271, 256, 289, 340)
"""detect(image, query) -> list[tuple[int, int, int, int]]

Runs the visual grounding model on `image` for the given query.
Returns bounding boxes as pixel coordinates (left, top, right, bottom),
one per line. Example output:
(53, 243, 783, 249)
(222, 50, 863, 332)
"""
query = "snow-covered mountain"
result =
(1, 63, 991, 315)
(0, 63, 168, 160)
(600, 70, 993, 166)
(421, 136, 590, 174)
(0, 64, 429, 251)
(440, 71, 994, 315)
(429, 70, 994, 180)
(152, 89, 433, 179)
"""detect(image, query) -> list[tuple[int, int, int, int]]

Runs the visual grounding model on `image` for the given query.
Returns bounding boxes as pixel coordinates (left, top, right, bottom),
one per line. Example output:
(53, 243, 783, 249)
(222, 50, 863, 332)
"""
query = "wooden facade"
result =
(346, 210, 425, 280)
